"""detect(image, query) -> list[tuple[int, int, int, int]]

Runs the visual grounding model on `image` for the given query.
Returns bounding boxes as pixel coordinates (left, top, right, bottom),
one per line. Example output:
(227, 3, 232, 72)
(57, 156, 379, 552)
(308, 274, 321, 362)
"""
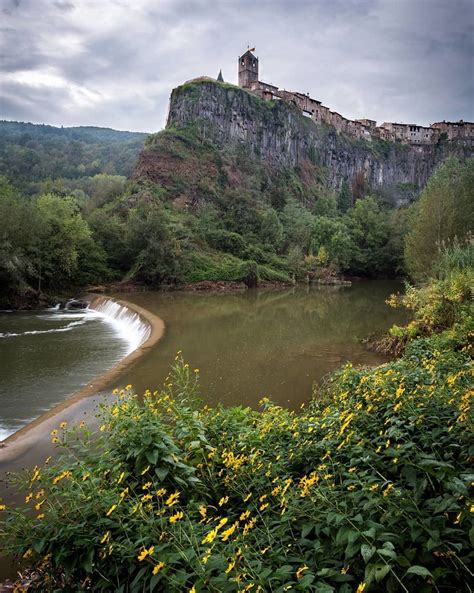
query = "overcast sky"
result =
(1, 0, 473, 132)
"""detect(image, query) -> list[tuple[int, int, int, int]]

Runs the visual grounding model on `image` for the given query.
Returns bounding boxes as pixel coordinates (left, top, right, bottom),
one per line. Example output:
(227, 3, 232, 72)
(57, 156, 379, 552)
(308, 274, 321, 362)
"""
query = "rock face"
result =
(165, 80, 472, 204)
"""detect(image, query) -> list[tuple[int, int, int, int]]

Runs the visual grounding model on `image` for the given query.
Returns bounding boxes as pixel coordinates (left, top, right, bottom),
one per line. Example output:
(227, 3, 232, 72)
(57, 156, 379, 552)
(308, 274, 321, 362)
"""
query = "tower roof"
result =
(217, 69, 224, 82)
(240, 48, 257, 60)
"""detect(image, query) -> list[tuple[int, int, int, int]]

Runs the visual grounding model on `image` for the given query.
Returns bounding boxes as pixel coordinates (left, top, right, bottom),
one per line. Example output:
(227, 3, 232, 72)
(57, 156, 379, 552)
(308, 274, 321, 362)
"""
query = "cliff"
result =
(135, 79, 471, 206)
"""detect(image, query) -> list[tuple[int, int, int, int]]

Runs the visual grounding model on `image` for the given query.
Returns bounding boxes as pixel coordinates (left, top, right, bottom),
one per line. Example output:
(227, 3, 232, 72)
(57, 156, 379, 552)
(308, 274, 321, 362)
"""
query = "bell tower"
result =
(238, 48, 258, 88)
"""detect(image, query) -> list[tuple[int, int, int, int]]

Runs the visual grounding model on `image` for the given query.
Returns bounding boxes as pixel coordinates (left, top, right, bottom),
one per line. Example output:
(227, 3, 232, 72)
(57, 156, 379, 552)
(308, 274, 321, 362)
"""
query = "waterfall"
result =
(90, 299, 151, 355)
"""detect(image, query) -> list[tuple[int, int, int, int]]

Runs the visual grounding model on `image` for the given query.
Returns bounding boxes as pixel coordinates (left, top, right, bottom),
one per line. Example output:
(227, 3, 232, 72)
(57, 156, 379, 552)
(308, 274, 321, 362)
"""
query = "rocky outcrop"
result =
(164, 80, 472, 205)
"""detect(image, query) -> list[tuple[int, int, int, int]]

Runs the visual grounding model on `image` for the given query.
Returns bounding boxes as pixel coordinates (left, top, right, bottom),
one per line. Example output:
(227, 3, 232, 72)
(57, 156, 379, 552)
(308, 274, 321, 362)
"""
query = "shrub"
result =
(1, 326, 472, 593)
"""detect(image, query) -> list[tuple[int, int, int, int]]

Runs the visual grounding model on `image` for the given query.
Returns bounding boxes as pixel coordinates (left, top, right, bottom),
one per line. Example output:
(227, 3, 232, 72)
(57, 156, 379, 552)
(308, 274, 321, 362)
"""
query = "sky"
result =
(1, 0, 473, 133)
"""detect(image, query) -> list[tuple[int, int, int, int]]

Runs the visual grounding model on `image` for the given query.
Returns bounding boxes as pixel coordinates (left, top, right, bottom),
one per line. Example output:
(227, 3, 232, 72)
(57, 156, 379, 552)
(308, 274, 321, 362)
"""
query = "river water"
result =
(112, 280, 408, 409)
(0, 281, 408, 442)
(0, 281, 408, 581)
(0, 306, 137, 440)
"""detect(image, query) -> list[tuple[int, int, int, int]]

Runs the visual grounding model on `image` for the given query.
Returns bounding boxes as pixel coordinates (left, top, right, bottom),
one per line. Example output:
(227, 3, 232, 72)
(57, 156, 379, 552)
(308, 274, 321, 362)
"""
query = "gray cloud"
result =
(0, 0, 472, 132)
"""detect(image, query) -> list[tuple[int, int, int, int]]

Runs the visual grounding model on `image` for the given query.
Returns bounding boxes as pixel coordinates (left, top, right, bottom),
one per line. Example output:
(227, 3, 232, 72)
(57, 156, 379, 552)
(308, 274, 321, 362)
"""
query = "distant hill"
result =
(0, 120, 149, 192)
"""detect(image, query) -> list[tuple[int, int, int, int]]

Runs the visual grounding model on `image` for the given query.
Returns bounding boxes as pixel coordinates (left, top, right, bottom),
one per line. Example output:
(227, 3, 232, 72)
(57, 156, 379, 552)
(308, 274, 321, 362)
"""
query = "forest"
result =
(0, 121, 473, 308)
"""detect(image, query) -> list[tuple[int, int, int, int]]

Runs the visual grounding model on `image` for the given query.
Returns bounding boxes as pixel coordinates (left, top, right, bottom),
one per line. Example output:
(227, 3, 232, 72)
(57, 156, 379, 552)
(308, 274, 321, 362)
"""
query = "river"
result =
(0, 280, 409, 581)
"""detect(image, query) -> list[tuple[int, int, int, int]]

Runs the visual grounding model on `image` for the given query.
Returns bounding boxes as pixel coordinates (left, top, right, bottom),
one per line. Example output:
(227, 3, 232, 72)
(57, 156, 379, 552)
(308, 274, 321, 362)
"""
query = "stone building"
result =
(236, 49, 472, 147)
(431, 120, 474, 141)
(238, 49, 259, 89)
(379, 123, 440, 145)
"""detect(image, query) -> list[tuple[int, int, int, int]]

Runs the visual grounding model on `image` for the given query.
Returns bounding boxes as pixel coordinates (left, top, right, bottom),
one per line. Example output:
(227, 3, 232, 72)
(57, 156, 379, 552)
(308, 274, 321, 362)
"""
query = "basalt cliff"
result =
(133, 79, 472, 206)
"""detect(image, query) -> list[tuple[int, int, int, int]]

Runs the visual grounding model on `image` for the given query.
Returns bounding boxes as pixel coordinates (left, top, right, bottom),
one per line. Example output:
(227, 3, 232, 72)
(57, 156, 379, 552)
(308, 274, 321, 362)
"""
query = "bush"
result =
(1, 324, 472, 593)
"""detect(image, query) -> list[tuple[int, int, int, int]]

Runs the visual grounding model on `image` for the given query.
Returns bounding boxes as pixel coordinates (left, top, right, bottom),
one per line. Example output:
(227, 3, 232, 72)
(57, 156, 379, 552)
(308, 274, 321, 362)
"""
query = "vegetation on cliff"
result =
(1, 241, 472, 592)
(1, 113, 473, 308)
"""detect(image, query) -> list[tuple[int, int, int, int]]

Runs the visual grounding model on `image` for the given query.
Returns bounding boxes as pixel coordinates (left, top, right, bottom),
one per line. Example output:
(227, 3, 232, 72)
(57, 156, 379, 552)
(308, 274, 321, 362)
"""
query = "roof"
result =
(240, 49, 257, 60)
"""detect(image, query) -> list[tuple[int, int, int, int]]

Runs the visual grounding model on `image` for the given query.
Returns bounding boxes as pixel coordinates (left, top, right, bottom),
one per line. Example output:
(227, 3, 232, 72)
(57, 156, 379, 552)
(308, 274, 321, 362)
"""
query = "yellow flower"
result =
(152, 561, 165, 575)
(60, 422, 67, 429)
(117, 471, 125, 484)
(225, 559, 235, 574)
(140, 465, 151, 475)
(221, 522, 239, 542)
(382, 483, 394, 497)
(25, 492, 33, 503)
(22, 549, 33, 559)
(0, 504, 6, 511)
(189, 586, 196, 593)
(106, 504, 117, 517)
(37, 513, 45, 520)
(218, 496, 229, 506)
(169, 511, 184, 523)
(239, 510, 250, 521)
(100, 531, 110, 544)
(296, 565, 309, 579)
(137, 546, 154, 561)
(156, 488, 167, 497)
(165, 491, 180, 507)
(201, 528, 218, 545)
(198, 505, 207, 520)
(356, 583, 366, 593)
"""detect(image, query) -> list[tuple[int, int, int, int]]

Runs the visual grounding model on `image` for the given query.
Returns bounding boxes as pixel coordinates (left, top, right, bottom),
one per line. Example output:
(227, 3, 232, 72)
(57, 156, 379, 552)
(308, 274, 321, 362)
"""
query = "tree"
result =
(313, 193, 337, 217)
(260, 208, 284, 250)
(0, 177, 38, 302)
(34, 194, 93, 288)
(346, 196, 392, 275)
(404, 158, 474, 281)
(337, 180, 352, 213)
(127, 198, 183, 285)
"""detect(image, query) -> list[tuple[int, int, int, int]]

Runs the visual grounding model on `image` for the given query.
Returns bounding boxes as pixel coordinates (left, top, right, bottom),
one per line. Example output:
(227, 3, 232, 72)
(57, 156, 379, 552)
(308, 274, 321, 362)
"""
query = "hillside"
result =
(0, 121, 147, 193)
(1, 81, 473, 307)
(135, 80, 473, 208)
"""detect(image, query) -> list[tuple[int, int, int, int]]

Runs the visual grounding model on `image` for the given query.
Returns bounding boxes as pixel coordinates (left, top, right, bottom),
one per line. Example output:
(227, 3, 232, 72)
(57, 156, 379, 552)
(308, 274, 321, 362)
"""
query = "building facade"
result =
(236, 49, 473, 147)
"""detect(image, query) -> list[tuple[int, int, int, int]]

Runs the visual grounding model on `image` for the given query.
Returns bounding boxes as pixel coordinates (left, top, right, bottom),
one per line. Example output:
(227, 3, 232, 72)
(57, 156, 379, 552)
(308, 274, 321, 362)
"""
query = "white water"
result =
(91, 299, 151, 355)
(0, 300, 150, 355)
(0, 298, 151, 441)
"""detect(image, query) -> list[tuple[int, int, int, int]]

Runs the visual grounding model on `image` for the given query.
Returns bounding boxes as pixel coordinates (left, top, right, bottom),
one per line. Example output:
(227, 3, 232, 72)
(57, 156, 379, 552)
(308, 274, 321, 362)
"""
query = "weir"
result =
(90, 298, 151, 354)
(0, 296, 164, 463)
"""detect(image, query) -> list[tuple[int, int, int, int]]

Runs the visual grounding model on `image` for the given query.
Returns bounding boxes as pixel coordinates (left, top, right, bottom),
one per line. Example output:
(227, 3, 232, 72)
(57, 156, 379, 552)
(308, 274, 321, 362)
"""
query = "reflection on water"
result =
(114, 280, 409, 409)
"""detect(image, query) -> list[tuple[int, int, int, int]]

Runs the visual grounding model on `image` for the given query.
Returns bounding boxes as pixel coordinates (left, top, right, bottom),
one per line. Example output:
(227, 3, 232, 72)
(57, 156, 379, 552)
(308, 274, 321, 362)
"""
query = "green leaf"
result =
(375, 564, 391, 582)
(361, 544, 376, 563)
(406, 565, 433, 578)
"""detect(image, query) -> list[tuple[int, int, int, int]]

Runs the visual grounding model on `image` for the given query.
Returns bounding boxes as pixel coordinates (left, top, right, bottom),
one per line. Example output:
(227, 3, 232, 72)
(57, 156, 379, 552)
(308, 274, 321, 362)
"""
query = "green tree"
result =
(260, 208, 284, 250)
(34, 194, 92, 289)
(404, 158, 474, 281)
(337, 180, 352, 213)
(127, 199, 183, 285)
(0, 177, 38, 303)
(313, 193, 337, 217)
(347, 196, 392, 275)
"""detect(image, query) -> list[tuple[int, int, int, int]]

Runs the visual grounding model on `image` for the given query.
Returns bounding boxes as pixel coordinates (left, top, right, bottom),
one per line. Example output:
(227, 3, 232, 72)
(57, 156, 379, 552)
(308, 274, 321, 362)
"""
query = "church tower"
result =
(238, 49, 258, 88)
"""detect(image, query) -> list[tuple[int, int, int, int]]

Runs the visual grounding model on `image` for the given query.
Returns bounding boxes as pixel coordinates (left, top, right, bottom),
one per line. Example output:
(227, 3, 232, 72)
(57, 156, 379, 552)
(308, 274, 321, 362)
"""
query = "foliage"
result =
(0, 177, 107, 304)
(404, 158, 474, 281)
(0, 121, 146, 194)
(337, 181, 353, 213)
(388, 242, 473, 339)
(1, 316, 472, 592)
